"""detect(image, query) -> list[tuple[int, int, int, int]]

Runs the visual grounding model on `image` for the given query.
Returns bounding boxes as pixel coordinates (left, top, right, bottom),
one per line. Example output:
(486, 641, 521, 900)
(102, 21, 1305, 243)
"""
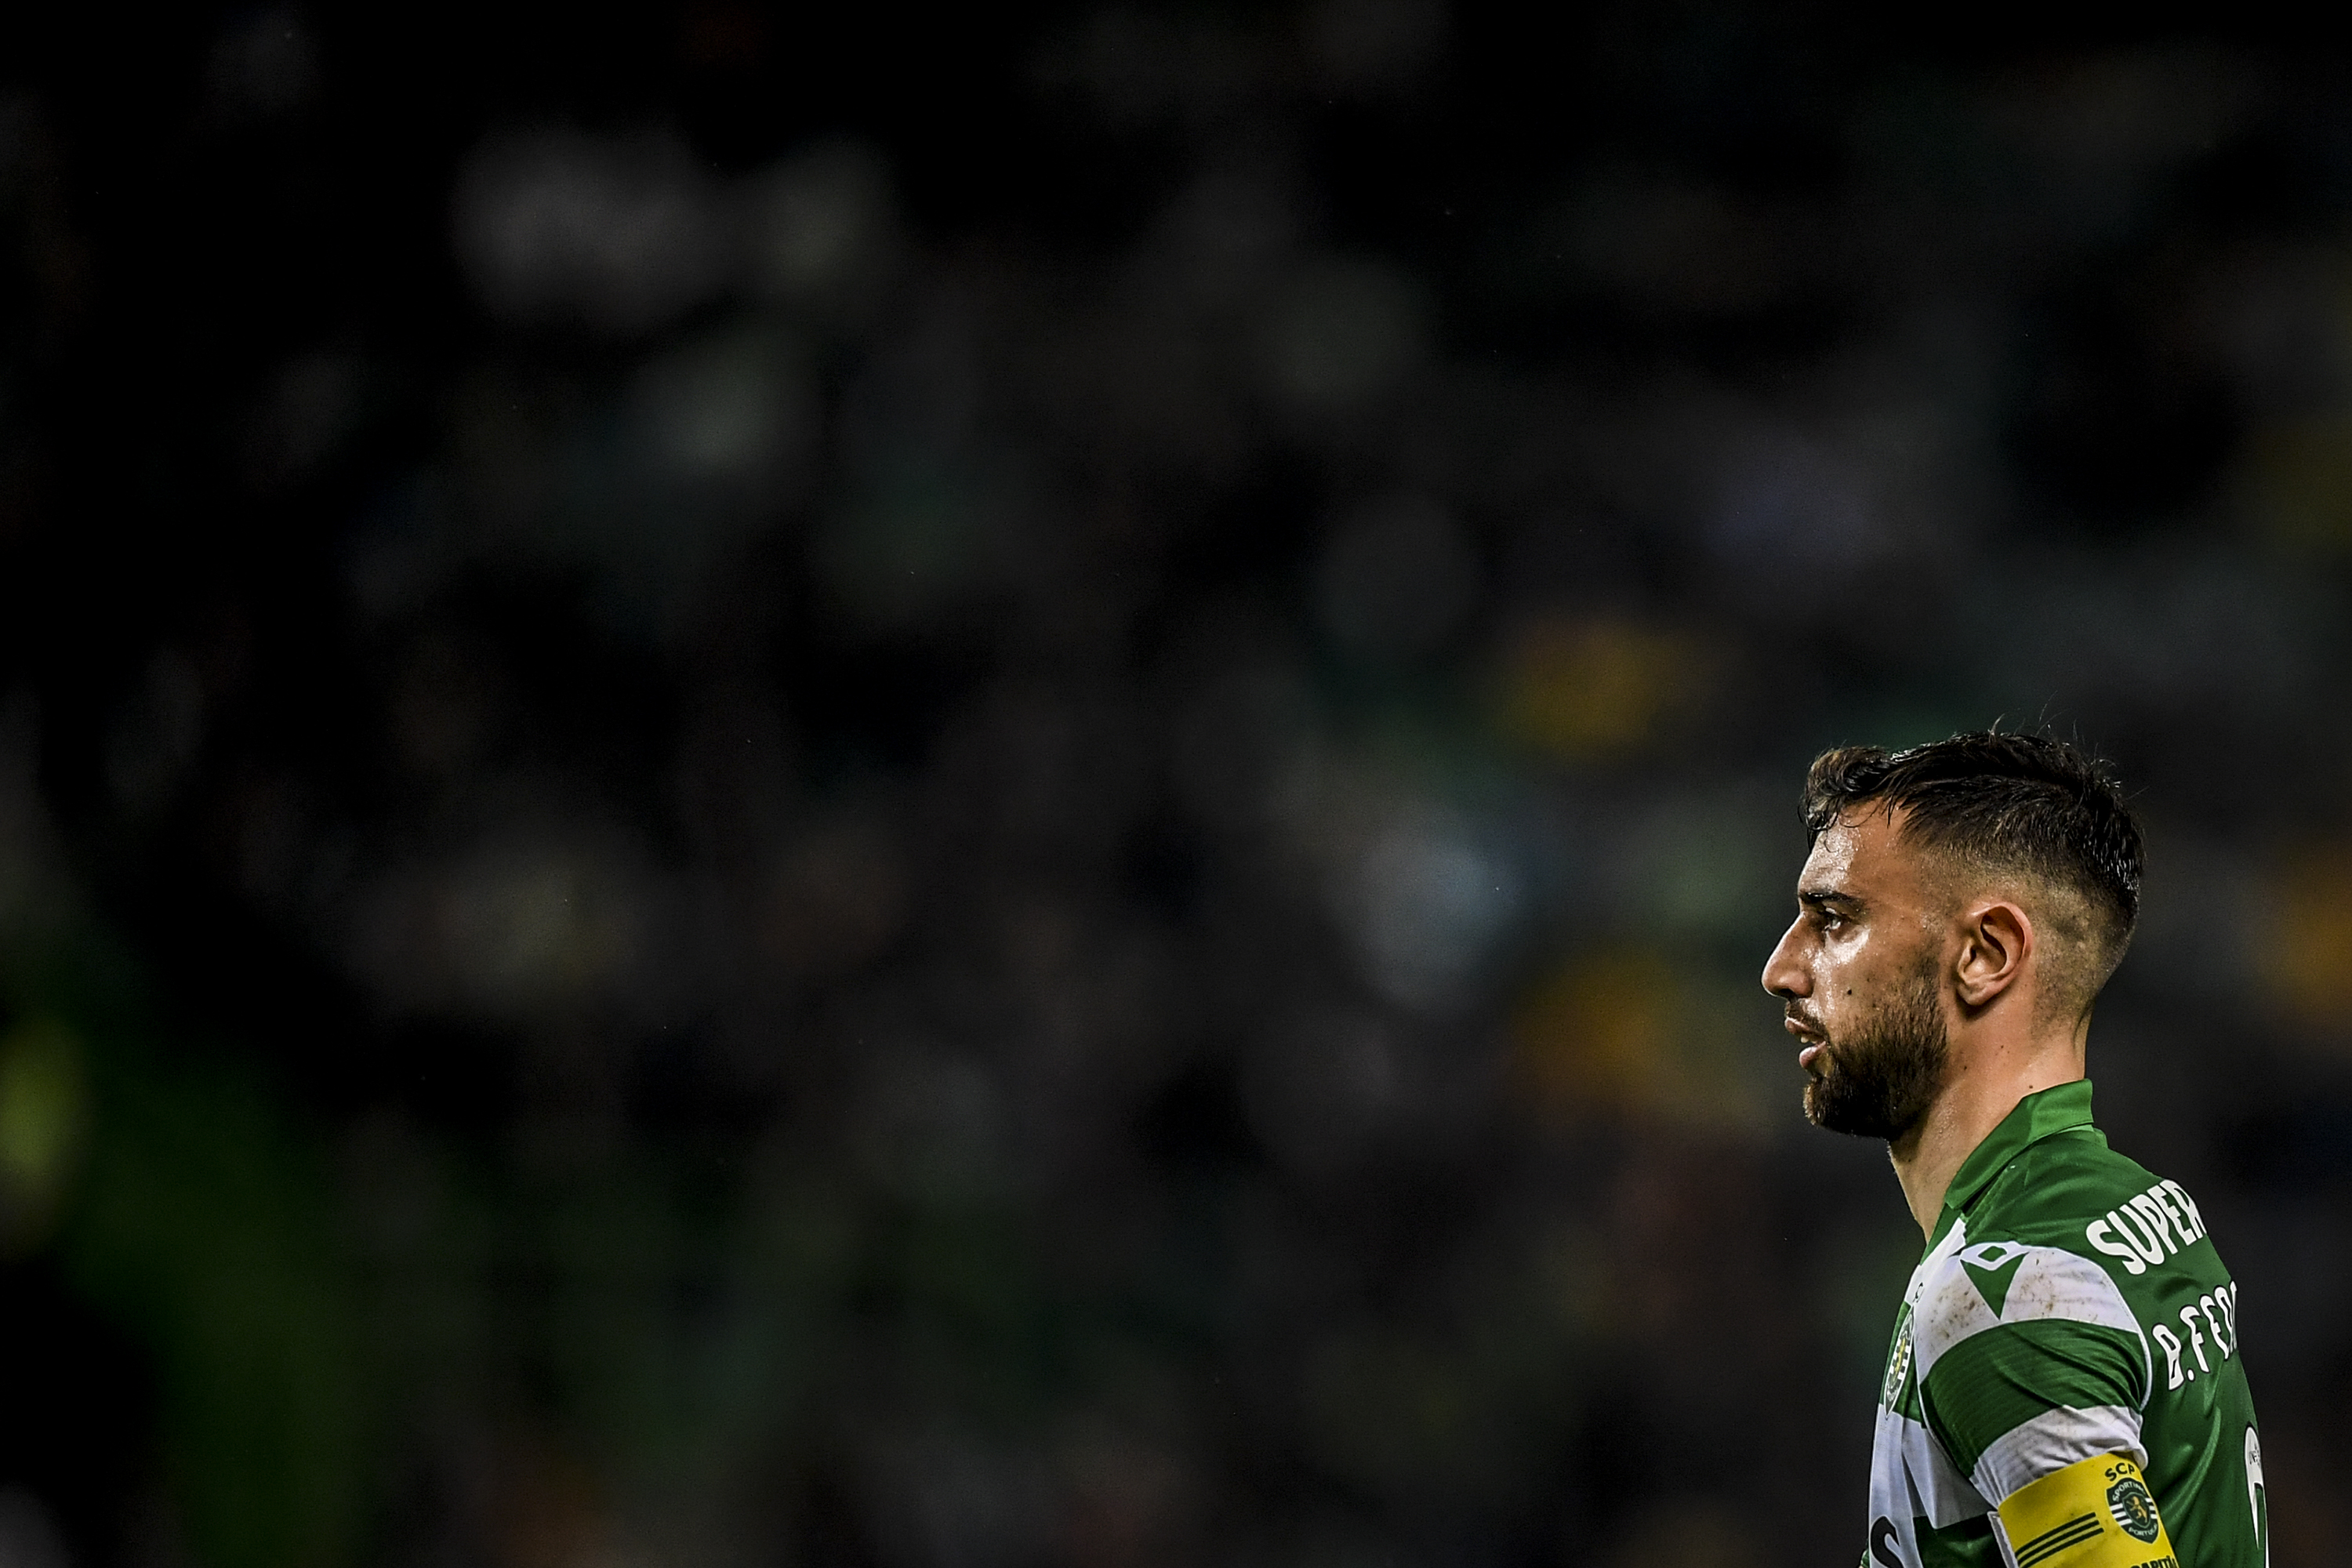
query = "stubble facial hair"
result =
(1802, 963, 1950, 1142)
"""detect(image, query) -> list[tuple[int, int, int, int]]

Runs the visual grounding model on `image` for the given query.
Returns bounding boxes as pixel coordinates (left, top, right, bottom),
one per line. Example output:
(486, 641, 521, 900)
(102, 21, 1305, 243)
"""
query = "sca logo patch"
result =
(2106, 1471, 2162, 1544)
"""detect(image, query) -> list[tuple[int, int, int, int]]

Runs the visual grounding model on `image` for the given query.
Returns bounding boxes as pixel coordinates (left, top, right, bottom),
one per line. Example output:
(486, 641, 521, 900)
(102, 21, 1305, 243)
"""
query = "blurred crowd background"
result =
(0, 5, 2346, 1566)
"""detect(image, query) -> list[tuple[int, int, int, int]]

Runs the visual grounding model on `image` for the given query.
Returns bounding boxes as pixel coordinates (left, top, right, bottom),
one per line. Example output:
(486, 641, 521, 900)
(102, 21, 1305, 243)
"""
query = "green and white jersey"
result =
(1867, 1081, 2267, 1568)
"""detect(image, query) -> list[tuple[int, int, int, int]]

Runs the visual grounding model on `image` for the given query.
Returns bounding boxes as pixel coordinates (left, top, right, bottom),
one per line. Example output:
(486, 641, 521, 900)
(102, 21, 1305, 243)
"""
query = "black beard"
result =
(1802, 970, 1949, 1141)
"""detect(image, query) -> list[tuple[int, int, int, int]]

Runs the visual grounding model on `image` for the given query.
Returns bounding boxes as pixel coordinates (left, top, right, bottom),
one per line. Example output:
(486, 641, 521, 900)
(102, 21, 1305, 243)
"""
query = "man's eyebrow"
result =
(1798, 888, 1864, 912)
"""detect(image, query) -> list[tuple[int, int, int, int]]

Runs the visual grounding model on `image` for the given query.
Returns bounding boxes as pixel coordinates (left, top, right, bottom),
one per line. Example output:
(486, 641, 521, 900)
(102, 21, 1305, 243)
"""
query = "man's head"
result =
(1761, 731, 2143, 1142)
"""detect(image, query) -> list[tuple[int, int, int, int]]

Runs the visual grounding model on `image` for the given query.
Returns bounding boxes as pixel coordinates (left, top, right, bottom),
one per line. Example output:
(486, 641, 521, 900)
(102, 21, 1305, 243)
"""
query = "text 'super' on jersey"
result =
(1867, 1081, 2266, 1568)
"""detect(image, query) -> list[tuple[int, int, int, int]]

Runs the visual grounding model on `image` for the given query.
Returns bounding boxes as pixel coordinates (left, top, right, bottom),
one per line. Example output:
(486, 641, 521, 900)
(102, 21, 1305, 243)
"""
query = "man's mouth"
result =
(1784, 1014, 1827, 1073)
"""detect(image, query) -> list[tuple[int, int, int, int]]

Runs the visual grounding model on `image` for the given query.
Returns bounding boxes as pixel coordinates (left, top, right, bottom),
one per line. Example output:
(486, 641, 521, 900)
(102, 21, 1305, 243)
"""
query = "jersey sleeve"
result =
(1911, 1238, 2152, 1505)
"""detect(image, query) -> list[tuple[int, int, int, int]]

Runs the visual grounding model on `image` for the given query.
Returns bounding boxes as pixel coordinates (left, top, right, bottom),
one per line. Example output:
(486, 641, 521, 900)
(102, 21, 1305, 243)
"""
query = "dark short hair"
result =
(1802, 731, 2144, 1002)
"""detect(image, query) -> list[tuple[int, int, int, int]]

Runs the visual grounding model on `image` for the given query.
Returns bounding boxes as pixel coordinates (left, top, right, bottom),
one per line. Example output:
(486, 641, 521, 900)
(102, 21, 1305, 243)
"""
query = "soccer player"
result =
(1762, 733, 2264, 1568)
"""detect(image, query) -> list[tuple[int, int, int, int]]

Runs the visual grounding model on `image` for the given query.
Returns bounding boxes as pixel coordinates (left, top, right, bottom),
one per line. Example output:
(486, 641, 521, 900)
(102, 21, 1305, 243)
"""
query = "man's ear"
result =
(1954, 900, 2034, 1009)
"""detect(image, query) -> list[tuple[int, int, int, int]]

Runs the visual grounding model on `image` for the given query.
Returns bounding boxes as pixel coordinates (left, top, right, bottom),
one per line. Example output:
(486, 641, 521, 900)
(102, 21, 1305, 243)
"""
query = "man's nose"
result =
(1761, 919, 1807, 1000)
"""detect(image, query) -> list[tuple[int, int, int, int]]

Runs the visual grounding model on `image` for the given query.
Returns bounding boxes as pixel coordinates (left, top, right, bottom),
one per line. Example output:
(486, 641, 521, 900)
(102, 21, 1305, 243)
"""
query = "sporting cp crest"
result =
(2106, 1472, 2163, 1544)
(1881, 1313, 1913, 1408)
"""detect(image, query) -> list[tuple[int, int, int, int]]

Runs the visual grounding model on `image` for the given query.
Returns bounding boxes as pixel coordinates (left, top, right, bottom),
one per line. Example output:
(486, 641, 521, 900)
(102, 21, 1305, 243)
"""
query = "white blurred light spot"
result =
(453, 129, 727, 336)
(0, 1487, 67, 1568)
(742, 140, 899, 307)
(353, 834, 656, 1022)
(631, 329, 812, 493)
(1348, 800, 1523, 1010)
(1277, 745, 1533, 1011)
(446, 855, 628, 1004)
(1704, 429, 1899, 611)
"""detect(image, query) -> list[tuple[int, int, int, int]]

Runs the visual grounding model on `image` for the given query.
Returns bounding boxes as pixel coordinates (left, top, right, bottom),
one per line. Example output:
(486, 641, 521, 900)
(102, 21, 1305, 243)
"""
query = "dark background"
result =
(0, 5, 2341, 1566)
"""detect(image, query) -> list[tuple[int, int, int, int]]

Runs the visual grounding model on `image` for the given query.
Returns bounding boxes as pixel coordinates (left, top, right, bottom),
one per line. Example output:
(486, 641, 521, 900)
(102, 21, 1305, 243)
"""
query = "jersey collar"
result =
(1940, 1078, 2098, 1219)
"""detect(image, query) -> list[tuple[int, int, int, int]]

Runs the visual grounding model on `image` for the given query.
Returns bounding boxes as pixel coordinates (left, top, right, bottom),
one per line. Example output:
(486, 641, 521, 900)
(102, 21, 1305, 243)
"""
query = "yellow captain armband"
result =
(1996, 1454, 2178, 1568)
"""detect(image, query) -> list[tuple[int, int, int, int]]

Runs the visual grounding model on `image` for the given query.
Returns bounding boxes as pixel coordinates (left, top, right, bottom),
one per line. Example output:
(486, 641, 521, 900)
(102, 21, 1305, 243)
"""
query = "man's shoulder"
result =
(1974, 1127, 2167, 1239)
(1922, 1125, 2225, 1354)
(1971, 1127, 2223, 1281)
(1909, 1131, 2171, 1364)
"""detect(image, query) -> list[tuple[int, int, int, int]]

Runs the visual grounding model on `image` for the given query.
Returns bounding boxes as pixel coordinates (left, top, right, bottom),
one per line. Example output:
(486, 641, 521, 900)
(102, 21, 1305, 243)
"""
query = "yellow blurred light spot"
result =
(2244, 412, 2352, 553)
(0, 1018, 87, 1237)
(2262, 844, 2352, 1029)
(1514, 947, 1674, 1112)
(1493, 615, 1698, 761)
(1511, 947, 1763, 1131)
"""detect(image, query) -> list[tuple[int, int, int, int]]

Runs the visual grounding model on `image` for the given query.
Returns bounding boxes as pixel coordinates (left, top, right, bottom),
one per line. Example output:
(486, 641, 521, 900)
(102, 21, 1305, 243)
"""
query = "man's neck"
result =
(1889, 1044, 2086, 1238)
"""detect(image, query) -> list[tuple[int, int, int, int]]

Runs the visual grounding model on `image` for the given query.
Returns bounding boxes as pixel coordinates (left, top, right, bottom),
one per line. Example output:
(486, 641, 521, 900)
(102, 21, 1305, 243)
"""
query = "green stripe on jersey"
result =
(1917, 1512, 1995, 1566)
(1920, 1319, 2145, 1475)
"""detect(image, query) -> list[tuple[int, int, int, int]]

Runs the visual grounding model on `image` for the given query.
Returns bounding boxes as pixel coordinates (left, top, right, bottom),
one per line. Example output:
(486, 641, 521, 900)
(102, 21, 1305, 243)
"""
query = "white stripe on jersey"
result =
(1873, 1404, 1991, 1534)
(1969, 1403, 2145, 1504)
(1910, 1235, 2152, 1406)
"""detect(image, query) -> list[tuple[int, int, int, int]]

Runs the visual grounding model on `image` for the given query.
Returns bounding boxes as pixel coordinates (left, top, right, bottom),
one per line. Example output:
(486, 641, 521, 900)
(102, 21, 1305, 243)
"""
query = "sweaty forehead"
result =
(1798, 806, 1917, 897)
